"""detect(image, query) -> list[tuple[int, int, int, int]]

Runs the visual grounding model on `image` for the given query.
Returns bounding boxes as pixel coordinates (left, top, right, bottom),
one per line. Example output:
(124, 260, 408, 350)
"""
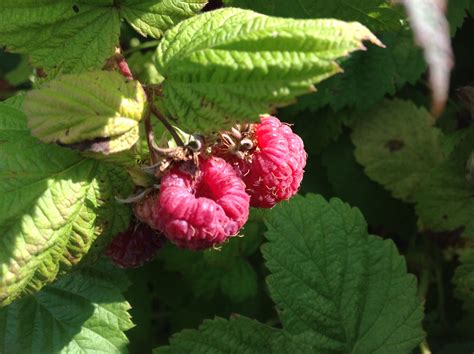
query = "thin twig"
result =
(149, 104, 185, 147)
(144, 110, 159, 164)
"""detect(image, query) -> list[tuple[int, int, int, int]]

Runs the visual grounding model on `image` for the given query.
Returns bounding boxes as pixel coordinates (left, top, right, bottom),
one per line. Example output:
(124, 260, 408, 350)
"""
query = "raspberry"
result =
(218, 116, 307, 208)
(106, 222, 164, 268)
(135, 157, 250, 250)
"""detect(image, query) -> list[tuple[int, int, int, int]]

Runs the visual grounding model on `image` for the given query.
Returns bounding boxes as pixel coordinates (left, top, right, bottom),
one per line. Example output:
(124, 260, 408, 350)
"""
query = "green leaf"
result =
(155, 195, 424, 353)
(220, 259, 258, 303)
(282, 106, 347, 154)
(127, 50, 164, 85)
(0, 1, 120, 74)
(223, 0, 405, 32)
(447, 0, 472, 33)
(0, 259, 133, 353)
(155, 208, 266, 303)
(351, 99, 445, 202)
(155, 316, 310, 353)
(0, 1, 205, 74)
(154, 7, 381, 133)
(293, 30, 425, 112)
(0, 102, 27, 130)
(415, 128, 474, 236)
(159, 236, 260, 302)
(24, 71, 147, 154)
(2, 94, 25, 110)
(280, 0, 469, 114)
(121, 0, 207, 38)
(4, 56, 33, 87)
(321, 132, 416, 235)
(0, 104, 133, 306)
(263, 195, 425, 353)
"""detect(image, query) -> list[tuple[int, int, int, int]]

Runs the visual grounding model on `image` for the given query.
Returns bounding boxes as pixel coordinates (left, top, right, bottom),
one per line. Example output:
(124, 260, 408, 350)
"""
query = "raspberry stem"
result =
(149, 103, 185, 147)
(144, 109, 159, 164)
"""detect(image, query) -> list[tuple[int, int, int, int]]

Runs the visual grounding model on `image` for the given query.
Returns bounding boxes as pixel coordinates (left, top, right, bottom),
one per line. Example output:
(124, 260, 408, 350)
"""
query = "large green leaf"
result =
(154, 7, 381, 133)
(263, 195, 425, 353)
(0, 103, 133, 306)
(321, 132, 416, 235)
(293, 30, 425, 112)
(155, 317, 312, 353)
(223, 0, 470, 33)
(223, 0, 404, 32)
(351, 99, 446, 202)
(0, 1, 204, 74)
(0, 1, 120, 74)
(155, 195, 424, 353)
(0, 102, 27, 130)
(415, 128, 474, 236)
(121, 0, 207, 38)
(0, 259, 133, 353)
(281, 105, 347, 154)
(263, 0, 469, 114)
(24, 71, 147, 154)
(158, 207, 264, 302)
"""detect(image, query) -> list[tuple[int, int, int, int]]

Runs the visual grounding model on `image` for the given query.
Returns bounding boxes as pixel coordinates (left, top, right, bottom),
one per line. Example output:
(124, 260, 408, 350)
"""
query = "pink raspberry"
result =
(106, 222, 164, 268)
(135, 157, 250, 250)
(222, 116, 307, 208)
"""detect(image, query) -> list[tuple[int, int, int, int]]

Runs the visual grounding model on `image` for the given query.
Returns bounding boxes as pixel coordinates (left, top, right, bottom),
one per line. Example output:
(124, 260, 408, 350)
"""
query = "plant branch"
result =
(149, 103, 184, 147)
(144, 109, 159, 165)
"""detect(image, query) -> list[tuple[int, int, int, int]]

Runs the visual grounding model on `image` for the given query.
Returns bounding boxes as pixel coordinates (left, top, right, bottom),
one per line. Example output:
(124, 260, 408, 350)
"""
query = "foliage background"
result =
(0, 0, 473, 353)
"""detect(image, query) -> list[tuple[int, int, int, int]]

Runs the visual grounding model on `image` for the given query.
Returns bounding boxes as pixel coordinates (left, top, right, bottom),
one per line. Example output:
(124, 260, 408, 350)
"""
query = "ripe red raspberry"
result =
(106, 222, 164, 268)
(219, 116, 306, 208)
(135, 157, 250, 250)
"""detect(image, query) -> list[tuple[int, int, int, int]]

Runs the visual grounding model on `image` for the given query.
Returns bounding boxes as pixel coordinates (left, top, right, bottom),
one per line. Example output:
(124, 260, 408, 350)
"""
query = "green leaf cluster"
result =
(157, 209, 266, 302)
(154, 7, 382, 132)
(0, 0, 206, 74)
(0, 259, 133, 353)
(1, 0, 473, 352)
(156, 195, 424, 353)
(351, 99, 474, 237)
(0, 102, 133, 306)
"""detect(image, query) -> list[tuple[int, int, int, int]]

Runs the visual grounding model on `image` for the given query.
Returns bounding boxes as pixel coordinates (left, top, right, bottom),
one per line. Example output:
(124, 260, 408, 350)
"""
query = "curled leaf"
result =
(24, 71, 147, 154)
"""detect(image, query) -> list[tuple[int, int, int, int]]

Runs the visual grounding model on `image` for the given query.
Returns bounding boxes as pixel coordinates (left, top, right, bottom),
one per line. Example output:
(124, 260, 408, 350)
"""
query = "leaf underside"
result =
(0, 103, 133, 306)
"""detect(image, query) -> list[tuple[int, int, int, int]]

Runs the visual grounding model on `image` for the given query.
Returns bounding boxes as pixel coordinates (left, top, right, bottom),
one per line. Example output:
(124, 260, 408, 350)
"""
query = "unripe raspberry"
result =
(218, 116, 307, 208)
(135, 157, 250, 250)
(106, 222, 164, 268)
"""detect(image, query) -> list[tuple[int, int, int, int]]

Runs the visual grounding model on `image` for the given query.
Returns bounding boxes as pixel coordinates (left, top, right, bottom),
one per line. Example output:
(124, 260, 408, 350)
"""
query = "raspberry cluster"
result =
(108, 115, 306, 259)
